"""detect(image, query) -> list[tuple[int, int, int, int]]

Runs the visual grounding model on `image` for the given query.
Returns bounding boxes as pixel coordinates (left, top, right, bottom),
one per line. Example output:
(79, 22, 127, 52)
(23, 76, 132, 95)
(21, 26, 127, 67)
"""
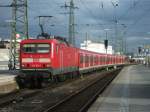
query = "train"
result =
(17, 36, 127, 88)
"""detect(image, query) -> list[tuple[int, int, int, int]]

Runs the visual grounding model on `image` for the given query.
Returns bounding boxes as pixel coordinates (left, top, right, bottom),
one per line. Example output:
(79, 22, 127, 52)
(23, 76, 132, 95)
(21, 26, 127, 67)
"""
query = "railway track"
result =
(43, 69, 120, 112)
(0, 90, 18, 99)
(0, 89, 41, 107)
(0, 75, 80, 111)
(0, 69, 121, 112)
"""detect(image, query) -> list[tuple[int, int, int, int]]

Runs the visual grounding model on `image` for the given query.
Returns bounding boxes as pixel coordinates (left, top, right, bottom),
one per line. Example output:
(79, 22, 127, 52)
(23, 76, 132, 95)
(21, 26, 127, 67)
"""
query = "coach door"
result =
(60, 47, 64, 73)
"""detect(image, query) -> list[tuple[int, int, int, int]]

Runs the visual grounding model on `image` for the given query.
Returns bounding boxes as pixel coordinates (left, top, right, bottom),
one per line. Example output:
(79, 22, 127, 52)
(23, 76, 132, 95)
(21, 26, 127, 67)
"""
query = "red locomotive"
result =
(18, 37, 126, 88)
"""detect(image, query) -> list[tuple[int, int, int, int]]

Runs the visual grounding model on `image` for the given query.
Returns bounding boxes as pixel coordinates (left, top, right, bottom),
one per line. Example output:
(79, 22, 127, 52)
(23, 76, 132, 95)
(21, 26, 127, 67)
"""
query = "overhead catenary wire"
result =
(125, 6, 150, 35)
(118, 0, 150, 35)
(117, 0, 142, 22)
(79, 0, 105, 29)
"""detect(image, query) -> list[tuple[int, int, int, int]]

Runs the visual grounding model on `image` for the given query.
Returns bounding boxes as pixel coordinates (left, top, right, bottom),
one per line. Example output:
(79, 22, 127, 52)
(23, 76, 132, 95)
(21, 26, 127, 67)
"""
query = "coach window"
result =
(99, 57, 101, 62)
(87, 56, 89, 63)
(80, 54, 83, 63)
(85, 55, 87, 63)
(102, 57, 104, 63)
(113, 57, 115, 63)
(108, 57, 110, 63)
(85, 55, 89, 63)
(90, 56, 93, 63)
(100, 56, 102, 63)
(96, 56, 98, 63)
(106, 56, 108, 62)
(94, 56, 96, 63)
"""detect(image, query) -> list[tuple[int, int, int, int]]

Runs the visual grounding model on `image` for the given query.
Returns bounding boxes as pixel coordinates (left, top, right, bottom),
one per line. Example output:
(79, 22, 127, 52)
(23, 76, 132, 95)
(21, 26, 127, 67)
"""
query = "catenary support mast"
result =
(10, 0, 28, 69)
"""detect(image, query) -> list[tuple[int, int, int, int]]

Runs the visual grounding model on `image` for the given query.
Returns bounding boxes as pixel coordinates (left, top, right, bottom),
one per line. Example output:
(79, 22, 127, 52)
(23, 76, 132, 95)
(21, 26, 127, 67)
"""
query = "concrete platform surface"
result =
(0, 74, 16, 85)
(0, 49, 9, 62)
(0, 70, 18, 93)
(88, 65, 150, 112)
(0, 49, 9, 70)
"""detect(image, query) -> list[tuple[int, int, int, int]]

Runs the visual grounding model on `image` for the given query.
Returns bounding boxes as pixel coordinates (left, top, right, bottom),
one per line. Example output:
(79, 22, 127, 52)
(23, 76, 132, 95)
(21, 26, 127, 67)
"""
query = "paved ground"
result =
(0, 49, 9, 70)
(0, 64, 8, 70)
(0, 61, 9, 70)
(0, 49, 9, 61)
(0, 74, 16, 84)
(88, 65, 150, 112)
(0, 70, 18, 93)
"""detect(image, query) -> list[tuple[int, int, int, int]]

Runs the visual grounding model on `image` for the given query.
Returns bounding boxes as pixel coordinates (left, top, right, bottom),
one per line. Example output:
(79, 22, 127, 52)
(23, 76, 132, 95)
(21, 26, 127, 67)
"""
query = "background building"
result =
(80, 40, 114, 54)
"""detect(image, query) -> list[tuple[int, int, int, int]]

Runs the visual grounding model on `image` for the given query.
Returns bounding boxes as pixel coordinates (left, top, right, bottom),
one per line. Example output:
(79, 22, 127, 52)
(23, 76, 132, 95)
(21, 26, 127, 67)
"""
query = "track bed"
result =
(0, 69, 121, 112)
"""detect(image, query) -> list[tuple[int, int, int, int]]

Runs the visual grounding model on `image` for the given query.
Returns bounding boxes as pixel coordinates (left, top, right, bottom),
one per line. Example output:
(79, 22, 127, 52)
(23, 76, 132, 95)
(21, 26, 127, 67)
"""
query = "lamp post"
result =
(120, 24, 127, 55)
(85, 24, 90, 49)
(111, 1, 119, 54)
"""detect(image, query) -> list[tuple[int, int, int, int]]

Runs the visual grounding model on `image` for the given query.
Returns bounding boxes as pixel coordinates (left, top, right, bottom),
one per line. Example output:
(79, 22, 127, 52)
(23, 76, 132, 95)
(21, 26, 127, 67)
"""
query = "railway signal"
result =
(138, 47, 142, 54)
(104, 39, 108, 50)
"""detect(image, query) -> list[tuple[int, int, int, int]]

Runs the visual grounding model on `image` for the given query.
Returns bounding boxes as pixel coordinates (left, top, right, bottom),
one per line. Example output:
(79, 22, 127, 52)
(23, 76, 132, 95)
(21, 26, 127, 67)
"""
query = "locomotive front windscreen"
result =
(22, 44, 50, 53)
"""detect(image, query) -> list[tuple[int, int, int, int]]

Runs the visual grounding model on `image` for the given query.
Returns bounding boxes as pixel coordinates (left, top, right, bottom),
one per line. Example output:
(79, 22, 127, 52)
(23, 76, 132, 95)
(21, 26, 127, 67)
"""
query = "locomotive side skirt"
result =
(51, 66, 79, 75)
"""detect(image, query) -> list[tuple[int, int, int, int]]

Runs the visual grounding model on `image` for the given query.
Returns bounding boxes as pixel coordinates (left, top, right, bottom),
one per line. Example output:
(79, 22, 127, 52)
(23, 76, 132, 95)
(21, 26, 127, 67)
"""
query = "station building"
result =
(80, 40, 114, 54)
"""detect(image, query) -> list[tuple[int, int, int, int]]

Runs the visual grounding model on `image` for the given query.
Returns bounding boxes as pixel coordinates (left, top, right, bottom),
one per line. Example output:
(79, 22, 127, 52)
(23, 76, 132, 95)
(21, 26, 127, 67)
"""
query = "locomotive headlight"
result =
(22, 64, 25, 67)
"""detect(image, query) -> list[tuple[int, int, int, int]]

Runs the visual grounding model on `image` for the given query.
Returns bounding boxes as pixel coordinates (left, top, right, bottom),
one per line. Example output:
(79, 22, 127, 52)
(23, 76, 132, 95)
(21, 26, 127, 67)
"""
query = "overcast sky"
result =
(0, 0, 150, 52)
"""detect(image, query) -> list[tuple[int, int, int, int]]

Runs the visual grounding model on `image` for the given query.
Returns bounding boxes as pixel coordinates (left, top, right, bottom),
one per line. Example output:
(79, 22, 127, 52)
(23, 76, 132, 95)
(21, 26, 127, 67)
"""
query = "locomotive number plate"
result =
(33, 58, 39, 62)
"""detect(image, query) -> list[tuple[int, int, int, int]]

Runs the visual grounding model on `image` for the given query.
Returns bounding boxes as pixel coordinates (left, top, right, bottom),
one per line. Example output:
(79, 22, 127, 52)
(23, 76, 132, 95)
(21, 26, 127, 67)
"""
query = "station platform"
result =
(0, 49, 9, 70)
(88, 65, 150, 112)
(0, 70, 18, 94)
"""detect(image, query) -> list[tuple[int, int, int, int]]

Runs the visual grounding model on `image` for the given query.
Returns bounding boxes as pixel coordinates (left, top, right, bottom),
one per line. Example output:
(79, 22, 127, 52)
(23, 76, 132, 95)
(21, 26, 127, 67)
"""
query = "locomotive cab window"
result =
(37, 44, 50, 53)
(22, 44, 50, 53)
(22, 44, 36, 53)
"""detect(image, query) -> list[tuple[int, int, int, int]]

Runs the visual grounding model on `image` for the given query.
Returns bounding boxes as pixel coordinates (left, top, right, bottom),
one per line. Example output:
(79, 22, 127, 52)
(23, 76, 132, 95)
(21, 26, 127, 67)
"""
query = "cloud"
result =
(0, 0, 150, 51)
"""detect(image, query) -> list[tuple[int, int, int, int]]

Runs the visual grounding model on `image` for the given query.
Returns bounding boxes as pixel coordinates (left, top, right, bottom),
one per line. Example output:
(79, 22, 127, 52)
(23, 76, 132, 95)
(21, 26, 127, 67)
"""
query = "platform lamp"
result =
(138, 47, 142, 55)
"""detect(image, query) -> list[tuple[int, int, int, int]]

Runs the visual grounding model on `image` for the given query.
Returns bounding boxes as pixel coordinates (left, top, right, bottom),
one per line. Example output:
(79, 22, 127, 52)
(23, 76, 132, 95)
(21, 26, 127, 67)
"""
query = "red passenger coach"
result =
(18, 37, 126, 88)
(78, 49, 125, 72)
